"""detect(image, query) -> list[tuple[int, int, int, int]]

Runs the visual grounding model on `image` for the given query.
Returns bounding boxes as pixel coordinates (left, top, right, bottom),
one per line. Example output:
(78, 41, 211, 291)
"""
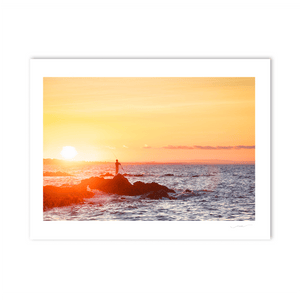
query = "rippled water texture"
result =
(43, 164, 255, 221)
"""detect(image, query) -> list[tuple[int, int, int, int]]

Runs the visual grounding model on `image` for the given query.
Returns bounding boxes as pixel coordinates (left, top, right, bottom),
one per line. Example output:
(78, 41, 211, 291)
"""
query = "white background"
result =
(1, 1, 299, 300)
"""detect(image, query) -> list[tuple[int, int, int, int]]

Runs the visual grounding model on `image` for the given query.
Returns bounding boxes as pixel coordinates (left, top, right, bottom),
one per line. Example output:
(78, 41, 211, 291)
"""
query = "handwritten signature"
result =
(230, 224, 253, 229)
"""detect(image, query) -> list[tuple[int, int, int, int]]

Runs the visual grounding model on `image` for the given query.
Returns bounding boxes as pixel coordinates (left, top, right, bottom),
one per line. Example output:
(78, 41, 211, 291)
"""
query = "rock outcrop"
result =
(43, 174, 176, 210)
(100, 172, 114, 177)
(43, 171, 73, 176)
(79, 174, 175, 199)
(43, 185, 94, 211)
(123, 173, 144, 177)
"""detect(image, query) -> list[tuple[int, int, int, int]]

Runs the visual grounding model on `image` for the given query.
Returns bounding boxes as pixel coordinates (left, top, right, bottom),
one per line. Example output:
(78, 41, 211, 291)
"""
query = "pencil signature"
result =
(230, 224, 253, 229)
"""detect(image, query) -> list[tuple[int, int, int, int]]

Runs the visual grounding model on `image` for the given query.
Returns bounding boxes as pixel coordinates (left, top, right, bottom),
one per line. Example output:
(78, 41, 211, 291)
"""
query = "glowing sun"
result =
(60, 146, 78, 159)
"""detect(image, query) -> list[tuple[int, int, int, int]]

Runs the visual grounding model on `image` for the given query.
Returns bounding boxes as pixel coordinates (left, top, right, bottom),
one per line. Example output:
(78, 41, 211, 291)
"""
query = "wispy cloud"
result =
(145, 145, 255, 150)
(232, 145, 255, 150)
(143, 144, 152, 149)
(123, 145, 129, 148)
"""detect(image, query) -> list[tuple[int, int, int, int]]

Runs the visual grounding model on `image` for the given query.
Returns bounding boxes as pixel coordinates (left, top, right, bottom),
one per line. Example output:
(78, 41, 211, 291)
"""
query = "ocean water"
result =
(43, 164, 255, 221)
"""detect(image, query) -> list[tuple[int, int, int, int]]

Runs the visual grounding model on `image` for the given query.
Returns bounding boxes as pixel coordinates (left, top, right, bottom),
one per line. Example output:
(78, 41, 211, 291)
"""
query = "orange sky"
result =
(43, 77, 255, 162)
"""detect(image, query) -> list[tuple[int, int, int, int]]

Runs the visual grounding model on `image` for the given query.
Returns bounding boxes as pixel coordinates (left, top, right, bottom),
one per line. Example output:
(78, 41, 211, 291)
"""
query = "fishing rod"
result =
(111, 150, 125, 172)
(111, 150, 117, 159)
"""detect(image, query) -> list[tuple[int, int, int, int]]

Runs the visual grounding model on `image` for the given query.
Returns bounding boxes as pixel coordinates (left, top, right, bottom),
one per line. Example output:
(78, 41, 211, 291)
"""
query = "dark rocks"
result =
(80, 174, 175, 198)
(101, 172, 114, 177)
(132, 180, 175, 195)
(43, 171, 72, 176)
(43, 185, 94, 211)
(164, 174, 174, 176)
(145, 190, 170, 199)
(140, 190, 177, 200)
(180, 189, 196, 196)
(43, 174, 177, 210)
(123, 173, 144, 177)
(80, 176, 105, 189)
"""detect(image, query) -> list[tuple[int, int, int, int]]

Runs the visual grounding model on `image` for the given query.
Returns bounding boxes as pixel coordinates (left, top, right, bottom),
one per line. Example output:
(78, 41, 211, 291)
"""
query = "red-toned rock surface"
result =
(43, 185, 94, 211)
(43, 171, 72, 176)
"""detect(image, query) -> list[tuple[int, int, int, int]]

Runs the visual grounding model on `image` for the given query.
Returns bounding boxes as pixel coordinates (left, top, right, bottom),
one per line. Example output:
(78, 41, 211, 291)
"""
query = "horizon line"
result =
(43, 158, 255, 164)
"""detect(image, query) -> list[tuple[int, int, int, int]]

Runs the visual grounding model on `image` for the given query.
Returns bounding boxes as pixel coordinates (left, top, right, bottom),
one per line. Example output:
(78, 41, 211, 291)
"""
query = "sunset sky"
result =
(43, 77, 255, 162)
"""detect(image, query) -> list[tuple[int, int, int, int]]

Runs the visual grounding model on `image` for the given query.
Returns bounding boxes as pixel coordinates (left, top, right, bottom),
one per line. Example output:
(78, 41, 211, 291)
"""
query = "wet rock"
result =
(123, 173, 144, 177)
(146, 190, 170, 199)
(43, 175, 177, 209)
(43, 185, 94, 211)
(79, 177, 106, 189)
(60, 183, 72, 187)
(80, 174, 175, 198)
(132, 180, 175, 195)
(101, 172, 114, 177)
(43, 171, 72, 176)
(79, 174, 132, 195)
(184, 189, 192, 193)
(140, 191, 177, 200)
(164, 174, 174, 176)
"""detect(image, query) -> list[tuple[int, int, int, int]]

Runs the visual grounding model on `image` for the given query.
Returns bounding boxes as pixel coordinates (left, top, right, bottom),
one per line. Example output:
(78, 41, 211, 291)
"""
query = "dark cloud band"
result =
(144, 145, 255, 150)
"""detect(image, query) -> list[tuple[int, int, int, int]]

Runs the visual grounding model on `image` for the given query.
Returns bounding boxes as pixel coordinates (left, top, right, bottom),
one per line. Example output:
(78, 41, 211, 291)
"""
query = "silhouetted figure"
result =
(115, 159, 121, 175)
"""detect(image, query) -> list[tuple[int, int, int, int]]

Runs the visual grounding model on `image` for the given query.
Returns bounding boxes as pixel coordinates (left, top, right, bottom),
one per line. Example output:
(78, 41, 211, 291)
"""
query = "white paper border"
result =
(30, 59, 270, 240)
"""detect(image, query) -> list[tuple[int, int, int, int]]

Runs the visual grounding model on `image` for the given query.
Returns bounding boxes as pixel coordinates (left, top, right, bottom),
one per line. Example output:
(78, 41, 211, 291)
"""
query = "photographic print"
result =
(43, 77, 255, 221)
(30, 59, 270, 239)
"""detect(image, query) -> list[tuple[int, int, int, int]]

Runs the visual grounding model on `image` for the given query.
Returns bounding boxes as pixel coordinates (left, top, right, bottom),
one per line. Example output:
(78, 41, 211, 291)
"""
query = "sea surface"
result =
(43, 164, 255, 221)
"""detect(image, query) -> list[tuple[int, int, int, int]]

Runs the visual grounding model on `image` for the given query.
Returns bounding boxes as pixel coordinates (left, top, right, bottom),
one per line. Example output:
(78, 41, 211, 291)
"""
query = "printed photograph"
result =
(43, 77, 255, 221)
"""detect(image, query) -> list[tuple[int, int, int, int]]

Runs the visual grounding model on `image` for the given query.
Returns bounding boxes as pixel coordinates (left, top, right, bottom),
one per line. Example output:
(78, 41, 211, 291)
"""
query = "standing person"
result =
(115, 159, 121, 175)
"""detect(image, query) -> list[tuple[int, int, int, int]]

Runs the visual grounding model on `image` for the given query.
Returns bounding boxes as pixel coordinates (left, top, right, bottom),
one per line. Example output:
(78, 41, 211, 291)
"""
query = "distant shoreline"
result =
(43, 158, 255, 165)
